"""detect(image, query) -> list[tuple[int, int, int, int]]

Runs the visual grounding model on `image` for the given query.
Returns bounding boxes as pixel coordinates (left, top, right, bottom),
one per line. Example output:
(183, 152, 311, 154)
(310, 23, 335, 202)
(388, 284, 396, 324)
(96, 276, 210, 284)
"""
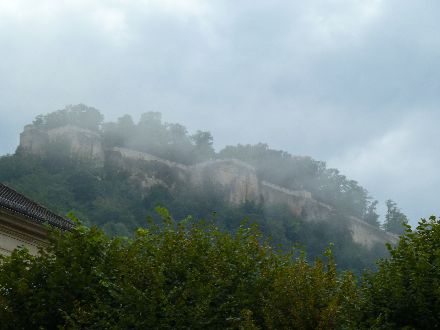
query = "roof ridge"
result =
(0, 183, 74, 230)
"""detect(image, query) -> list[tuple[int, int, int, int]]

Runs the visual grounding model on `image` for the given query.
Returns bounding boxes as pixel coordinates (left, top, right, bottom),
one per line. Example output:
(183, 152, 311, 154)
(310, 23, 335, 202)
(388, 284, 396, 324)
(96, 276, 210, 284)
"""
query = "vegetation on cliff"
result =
(25, 105, 385, 225)
(0, 151, 386, 272)
(32, 104, 104, 132)
(0, 105, 408, 271)
(23, 105, 399, 228)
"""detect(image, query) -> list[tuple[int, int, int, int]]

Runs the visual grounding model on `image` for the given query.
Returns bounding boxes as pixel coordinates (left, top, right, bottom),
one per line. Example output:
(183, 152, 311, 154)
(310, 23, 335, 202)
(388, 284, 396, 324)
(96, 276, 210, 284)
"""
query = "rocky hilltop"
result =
(18, 123, 397, 249)
(20, 124, 104, 161)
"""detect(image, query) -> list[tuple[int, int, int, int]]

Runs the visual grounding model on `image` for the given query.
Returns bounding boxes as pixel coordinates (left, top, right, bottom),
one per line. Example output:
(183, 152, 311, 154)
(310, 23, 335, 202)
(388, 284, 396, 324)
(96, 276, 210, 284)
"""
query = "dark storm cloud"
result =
(1, 0, 439, 223)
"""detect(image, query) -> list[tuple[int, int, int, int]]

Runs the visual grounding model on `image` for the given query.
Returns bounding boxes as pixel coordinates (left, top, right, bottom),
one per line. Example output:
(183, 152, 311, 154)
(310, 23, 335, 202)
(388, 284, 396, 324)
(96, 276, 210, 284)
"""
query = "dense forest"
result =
(0, 105, 409, 272)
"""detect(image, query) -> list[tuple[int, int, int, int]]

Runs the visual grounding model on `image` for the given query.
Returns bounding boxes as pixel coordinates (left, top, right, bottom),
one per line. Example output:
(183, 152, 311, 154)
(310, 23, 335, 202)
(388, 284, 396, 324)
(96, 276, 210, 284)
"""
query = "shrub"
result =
(0, 209, 357, 329)
(361, 216, 440, 329)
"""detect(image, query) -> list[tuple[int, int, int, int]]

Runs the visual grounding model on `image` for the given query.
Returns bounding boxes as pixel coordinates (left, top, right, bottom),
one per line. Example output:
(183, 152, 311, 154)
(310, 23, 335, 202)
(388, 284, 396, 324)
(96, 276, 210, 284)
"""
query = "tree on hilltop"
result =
(191, 130, 215, 162)
(364, 200, 381, 228)
(383, 199, 408, 235)
(33, 104, 104, 132)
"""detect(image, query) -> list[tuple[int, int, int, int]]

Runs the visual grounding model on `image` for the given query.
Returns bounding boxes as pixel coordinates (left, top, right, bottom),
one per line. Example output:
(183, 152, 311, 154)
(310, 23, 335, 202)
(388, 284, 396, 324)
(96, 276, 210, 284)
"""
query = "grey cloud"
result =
(1, 0, 440, 224)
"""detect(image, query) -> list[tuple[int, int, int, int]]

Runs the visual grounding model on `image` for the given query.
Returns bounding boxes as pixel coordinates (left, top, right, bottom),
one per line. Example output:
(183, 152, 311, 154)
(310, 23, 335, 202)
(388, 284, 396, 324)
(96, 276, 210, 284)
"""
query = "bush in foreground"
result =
(0, 208, 357, 329)
(361, 216, 440, 329)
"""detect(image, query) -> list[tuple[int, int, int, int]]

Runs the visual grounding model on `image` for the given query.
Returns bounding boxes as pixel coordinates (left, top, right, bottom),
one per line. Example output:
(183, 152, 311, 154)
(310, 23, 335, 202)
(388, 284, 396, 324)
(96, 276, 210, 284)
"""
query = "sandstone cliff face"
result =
(112, 147, 397, 248)
(19, 125, 104, 162)
(20, 125, 49, 154)
(260, 181, 311, 218)
(191, 159, 260, 204)
(108, 148, 189, 190)
(113, 147, 188, 171)
(18, 125, 397, 248)
(348, 216, 398, 248)
(48, 126, 104, 161)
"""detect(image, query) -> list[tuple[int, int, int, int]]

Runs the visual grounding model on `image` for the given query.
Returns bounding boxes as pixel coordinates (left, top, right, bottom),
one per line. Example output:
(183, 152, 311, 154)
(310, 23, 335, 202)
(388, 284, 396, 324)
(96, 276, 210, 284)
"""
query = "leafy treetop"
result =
(361, 216, 440, 328)
(383, 199, 409, 235)
(33, 104, 104, 132)
(0, 210, 358, 329)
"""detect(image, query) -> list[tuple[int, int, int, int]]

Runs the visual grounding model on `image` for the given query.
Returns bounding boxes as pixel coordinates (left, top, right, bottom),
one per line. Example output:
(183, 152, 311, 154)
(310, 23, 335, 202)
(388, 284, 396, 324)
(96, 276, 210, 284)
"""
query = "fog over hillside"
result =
(1, 0, 440, 224)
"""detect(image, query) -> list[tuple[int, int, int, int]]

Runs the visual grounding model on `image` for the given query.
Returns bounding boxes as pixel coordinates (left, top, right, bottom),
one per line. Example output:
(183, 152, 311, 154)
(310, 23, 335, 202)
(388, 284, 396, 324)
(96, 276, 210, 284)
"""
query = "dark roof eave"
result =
(0, 184, 74, 231)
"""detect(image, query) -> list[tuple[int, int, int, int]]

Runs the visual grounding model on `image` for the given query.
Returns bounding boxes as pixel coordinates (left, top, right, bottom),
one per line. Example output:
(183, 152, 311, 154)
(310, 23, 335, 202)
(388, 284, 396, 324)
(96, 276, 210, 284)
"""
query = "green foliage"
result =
(29, 107, 381, 227)
(0, 153, 141, 235)
(363, 200, 381, 227)
(0, 212, 358, 329)
(3, 107, 393, 273)
(33, 104, 103, 132)
(191, 130, 215, 162)
(0, 150, 388, 273)
(102, 112, 212, 164)
(2, 107, 437, 328)
(219, 143, 376, 222)
(383, 199, 408, 235)
(360, 216, 440, 329)
(2, 211, 440, 328)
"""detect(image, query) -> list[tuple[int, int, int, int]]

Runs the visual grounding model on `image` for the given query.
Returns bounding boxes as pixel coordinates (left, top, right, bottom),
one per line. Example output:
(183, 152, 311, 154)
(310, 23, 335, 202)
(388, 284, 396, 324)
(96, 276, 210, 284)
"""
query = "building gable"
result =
(0, 183, 73, 255)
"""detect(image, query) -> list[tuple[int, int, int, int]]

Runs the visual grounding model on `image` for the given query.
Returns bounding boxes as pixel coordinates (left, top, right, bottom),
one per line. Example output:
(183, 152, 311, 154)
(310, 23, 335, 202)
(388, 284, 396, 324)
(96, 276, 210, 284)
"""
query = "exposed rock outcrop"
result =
(191, 159, 260, 204)
(19, 125, 49, 154)
(18, 124, 398, 248)
(110, 147, 397, 247)
(20, 125, 104, 162)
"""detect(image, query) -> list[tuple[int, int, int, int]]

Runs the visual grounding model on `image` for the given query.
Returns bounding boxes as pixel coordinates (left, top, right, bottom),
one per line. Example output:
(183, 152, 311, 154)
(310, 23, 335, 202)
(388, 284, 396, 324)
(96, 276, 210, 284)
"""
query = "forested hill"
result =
(0, 105, 406, 272)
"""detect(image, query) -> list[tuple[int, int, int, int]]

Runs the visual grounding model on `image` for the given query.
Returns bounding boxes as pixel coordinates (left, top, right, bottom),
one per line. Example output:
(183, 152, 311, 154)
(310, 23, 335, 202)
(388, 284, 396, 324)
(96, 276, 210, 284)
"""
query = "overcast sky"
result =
(1, 0, 439, 225)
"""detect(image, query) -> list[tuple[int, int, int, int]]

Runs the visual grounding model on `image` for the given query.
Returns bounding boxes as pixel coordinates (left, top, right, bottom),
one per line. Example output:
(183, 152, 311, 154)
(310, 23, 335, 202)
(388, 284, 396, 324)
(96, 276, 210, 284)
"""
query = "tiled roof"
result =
(0, 183, 74, 231)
